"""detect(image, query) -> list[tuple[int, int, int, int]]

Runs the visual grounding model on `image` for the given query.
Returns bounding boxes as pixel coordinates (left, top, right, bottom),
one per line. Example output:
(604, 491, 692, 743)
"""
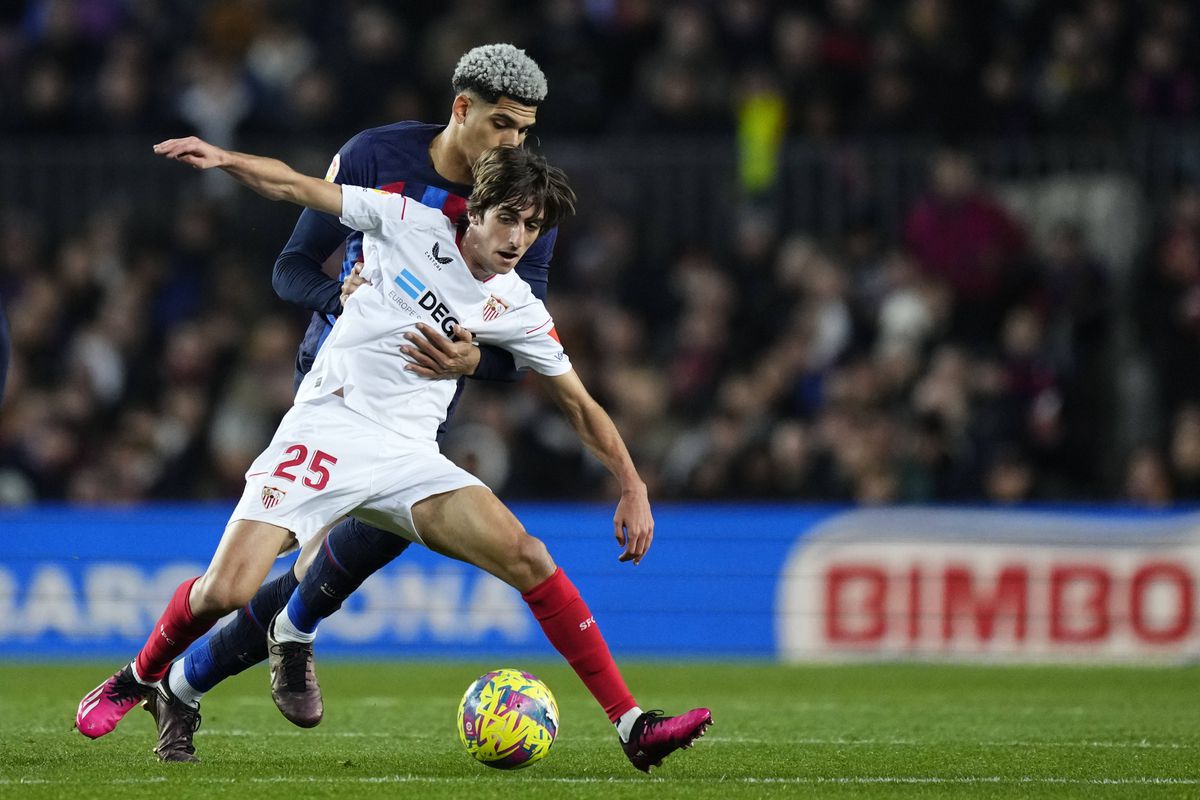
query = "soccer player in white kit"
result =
(76, 137, 712, 772)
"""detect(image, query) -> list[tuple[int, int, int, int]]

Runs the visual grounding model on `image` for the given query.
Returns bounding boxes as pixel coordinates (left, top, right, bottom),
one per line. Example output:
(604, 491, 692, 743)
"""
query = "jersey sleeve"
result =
(271, 131, 379, 315)
(339, 185, 411, 233)
(272, 210, 349, 315)
(498, 292, 572, 377)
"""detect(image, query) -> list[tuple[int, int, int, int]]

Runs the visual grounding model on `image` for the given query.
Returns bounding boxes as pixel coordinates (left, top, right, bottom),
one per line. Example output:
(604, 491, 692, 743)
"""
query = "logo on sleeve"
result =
(483, 294, 511, 321)
(324, 153, 340, 182)
(261, 486, 286, 509)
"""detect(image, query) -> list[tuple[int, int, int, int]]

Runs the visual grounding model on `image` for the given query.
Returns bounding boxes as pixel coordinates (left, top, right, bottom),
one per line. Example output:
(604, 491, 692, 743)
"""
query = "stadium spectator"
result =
(903, 149, 1029, 344)
(1129, 30, 1196, 121)
(1168, 403, 1200, 499)
(628, 4, 730, 134)
(1124, 445, 1173, 507)
(1136, 185, 1200, 430)
(983, 445, 1036, 504)
(1034, 12, 1118, 136)
(0, 298, 8, 405)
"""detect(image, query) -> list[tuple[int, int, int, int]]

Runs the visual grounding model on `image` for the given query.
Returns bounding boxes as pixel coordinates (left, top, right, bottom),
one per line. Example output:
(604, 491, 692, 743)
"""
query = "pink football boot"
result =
(622, 708, 714, 772)
(75, 663, 154, 739)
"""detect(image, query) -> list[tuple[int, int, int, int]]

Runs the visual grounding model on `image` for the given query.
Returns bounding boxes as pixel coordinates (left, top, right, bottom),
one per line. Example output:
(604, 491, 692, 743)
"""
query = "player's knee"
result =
(507, 533, 555, 591)
(190, 574, 254, 617)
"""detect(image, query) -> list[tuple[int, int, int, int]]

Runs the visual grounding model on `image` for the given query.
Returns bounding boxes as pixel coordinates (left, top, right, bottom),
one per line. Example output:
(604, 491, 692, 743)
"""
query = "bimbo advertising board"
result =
(778, 508, 1200, 662)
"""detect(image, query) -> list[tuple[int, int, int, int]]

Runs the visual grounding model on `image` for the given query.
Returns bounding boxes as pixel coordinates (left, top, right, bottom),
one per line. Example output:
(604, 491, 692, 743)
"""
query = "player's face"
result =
(461, 95, 538, 165)
(469, 204, 544, 275)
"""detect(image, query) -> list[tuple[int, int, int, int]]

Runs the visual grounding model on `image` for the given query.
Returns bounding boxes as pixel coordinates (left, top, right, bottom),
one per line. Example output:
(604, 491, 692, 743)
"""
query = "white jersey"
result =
(295, 185, 571, 442)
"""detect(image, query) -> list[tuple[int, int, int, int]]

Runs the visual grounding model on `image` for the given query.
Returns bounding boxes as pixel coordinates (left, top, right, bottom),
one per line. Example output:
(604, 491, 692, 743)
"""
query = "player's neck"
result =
(458, 228, 496, 282)
(428, 127, 473, 185)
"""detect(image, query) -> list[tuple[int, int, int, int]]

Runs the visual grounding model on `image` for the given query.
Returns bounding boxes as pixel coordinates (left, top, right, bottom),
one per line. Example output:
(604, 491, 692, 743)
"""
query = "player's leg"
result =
(412, 487, 638, 706)
(166, 517, 407, 707)
(157, 343, 347, 722)
(149, 519, 399, 758)
(167, 564, 299, 707)
(272, 517, 411, 642)
(263, 477, 558, 725)
(75, 520, 295, 741)
(151, 397, 385, 756)
(263, 518, 410, 727)
(150, 554, 302, 762)
(168, 520, 328, 715)
(412, 487, 712, 773)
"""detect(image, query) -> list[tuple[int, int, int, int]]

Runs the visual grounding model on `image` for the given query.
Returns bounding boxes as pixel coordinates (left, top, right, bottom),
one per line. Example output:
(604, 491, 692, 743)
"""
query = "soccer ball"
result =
(457, 668, 559, 769)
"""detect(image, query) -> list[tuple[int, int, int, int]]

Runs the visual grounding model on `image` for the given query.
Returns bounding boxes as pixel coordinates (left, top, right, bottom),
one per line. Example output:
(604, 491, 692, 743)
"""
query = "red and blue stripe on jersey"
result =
(328, 181, 469, 330)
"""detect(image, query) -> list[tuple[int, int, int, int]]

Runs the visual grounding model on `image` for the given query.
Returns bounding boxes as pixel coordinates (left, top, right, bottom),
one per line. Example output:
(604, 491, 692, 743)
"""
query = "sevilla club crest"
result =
(261, 486, 286, 509)
(483, 294, 510, 321)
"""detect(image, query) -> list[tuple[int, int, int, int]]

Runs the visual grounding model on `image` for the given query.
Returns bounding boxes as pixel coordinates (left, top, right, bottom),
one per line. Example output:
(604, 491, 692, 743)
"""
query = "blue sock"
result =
(285, 589, 320, 633)
(183, 567, 299, 693)
(292, 517, 411, 624)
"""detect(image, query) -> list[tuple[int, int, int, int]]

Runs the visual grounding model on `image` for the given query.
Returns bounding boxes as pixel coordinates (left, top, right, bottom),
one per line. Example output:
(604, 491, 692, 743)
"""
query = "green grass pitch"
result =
(1, 662, 1197, 799)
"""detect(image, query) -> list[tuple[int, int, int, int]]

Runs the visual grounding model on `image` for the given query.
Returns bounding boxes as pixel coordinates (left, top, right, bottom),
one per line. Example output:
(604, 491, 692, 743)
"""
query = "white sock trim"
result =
(129, 660, 156, 686)
(615, 706, 643, 743)
(167, 660, 203, 708)
(272, 607, 317, 644)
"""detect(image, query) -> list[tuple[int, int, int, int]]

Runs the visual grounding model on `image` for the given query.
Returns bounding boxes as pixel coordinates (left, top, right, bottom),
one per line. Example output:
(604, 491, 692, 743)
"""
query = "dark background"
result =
(1, 0, 1199, 507)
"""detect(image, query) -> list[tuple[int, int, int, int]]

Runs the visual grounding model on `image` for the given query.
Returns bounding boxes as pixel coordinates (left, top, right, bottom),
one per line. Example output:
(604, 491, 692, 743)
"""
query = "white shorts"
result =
(228, 395, 485, 546)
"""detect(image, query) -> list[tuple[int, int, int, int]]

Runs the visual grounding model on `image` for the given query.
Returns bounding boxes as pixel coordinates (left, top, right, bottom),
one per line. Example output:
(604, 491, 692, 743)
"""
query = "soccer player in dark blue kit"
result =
(76, 44, 559, 762)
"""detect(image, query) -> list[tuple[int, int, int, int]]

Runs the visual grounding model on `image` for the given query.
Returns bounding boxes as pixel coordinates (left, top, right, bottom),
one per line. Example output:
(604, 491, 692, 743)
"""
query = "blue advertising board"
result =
(0, 504, 835, 660)
(2, 504, 1198, 661)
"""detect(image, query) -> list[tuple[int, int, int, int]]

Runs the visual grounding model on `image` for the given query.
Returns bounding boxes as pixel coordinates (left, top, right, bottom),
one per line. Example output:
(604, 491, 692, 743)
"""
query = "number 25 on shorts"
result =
(272, 444, 338, 490)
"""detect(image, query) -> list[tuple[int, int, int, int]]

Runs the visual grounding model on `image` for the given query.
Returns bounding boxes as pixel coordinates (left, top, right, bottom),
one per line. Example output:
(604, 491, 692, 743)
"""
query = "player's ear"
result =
(452, 94, 471, 125)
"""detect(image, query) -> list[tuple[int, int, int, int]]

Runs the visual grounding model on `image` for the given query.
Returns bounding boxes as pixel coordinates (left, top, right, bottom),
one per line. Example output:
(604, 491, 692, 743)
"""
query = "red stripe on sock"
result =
(522, 568, 636, 722)
(134, 577, 217, 683)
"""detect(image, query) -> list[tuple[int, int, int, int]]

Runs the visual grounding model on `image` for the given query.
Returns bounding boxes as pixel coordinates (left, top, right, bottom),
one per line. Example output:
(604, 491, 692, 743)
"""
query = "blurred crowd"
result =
(2, 0, 1197, 140)
(1, 0, 1200, 506)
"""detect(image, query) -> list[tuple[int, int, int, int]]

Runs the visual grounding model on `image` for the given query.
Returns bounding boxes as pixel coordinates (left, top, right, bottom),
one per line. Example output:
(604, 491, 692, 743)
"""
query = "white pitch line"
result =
(217, 733, 1196, 750)
(30, 727, 1199, 749)
(722, 737, 1196, 750)
(2, 775, 1198, 787)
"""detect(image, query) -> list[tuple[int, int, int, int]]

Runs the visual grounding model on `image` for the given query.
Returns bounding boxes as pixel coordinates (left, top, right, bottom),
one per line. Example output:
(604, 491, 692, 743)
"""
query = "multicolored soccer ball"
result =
(457, 668, 559, 769)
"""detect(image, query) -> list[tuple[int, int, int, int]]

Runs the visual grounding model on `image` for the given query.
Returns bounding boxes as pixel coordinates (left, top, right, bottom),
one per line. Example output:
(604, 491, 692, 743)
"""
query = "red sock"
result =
(134, 577, 217, 683)
(522, 568, 636, 722)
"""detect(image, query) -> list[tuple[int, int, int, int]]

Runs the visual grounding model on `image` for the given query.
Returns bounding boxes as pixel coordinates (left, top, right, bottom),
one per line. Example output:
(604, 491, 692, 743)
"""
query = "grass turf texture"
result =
(1, 662, 1197, 799)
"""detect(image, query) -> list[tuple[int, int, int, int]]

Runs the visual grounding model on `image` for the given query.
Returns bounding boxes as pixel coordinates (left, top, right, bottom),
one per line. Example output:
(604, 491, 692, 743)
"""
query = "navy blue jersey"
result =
(272, 121, 557, 386)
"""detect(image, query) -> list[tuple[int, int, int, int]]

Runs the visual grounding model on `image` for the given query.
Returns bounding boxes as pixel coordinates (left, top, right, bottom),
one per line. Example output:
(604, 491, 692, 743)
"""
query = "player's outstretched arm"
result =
(539, 369, 654, 564)
(152, 137, 342, 216)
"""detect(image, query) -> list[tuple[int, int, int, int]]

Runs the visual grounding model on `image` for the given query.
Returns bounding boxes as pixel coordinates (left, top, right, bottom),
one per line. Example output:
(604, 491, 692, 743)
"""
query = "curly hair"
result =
(451, 43, 548, 106)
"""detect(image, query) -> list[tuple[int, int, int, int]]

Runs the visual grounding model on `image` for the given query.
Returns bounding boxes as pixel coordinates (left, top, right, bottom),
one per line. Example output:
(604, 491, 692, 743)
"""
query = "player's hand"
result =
(614, 483, 653, 564)
(402, 323, 481, 379)
(341, 263, 371, 308)
(152, 136, 227, 170)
